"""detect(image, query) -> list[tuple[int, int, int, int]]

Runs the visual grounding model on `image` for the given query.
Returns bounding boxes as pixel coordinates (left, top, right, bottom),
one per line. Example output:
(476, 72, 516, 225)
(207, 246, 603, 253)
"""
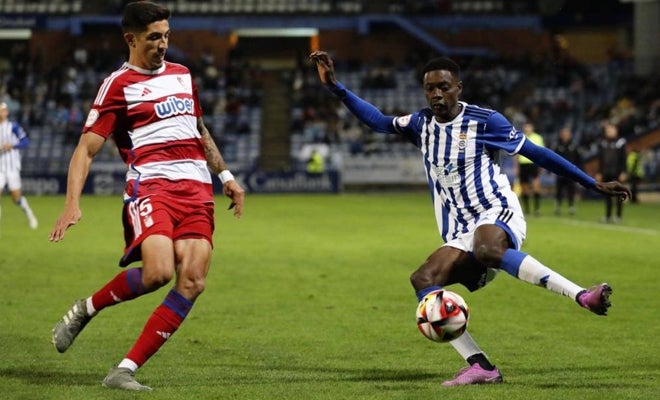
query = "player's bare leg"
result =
(411, 247, 503, 386)
(11, 190, 37, 229)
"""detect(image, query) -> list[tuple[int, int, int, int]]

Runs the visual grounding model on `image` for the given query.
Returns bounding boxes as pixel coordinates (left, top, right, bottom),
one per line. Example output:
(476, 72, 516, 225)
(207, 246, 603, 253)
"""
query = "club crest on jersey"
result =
(154, 96, 194, 118)
(458, 132, 467, 153)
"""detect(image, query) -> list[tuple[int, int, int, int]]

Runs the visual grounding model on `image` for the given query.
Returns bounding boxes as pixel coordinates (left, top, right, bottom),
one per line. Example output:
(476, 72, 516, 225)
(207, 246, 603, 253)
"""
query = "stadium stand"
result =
(0, 0, 658, 190)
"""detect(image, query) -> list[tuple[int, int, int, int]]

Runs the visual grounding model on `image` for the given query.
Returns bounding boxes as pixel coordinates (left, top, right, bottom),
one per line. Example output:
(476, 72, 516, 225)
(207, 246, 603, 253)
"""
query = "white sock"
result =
(17, 196, 35, 218)
(517, 255, 583, 299)
(117, 358, 139, 372)
(85, 297, 97, 316)
(449, 331, 485, 361)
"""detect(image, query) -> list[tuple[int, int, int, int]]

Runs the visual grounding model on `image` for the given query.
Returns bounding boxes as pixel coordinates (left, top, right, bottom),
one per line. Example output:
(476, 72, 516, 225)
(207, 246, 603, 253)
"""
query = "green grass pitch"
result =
(0, 193, 658, 399)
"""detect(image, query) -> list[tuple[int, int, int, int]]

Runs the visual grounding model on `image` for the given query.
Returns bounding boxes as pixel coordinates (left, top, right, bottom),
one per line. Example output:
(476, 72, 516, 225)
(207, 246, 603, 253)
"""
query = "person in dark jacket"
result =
(596, 123, 627, 223)
(552, 127, 582, 215)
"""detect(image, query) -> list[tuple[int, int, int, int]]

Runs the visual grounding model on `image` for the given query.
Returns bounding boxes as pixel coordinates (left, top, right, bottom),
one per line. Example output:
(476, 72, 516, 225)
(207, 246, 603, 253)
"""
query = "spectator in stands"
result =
(517, 122, 544, 216)
(306, 148, 325, 175)
(552, 127, 582, 215)
(0, 101, 38, 229)
(626, 143, 644, 204)
(596, 123, 627, 223)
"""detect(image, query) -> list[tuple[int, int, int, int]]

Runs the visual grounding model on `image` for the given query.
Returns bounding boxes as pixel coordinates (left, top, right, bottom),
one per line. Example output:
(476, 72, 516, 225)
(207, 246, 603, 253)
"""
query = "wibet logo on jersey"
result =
(84, 96, 194, 127)
(154, 96, 194, 119)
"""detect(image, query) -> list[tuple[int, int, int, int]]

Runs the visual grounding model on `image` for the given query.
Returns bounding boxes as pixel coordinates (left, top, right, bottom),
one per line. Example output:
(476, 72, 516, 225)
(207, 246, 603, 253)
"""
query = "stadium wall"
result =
(31, 26, 621, 69)
(29, 26, 559, 68)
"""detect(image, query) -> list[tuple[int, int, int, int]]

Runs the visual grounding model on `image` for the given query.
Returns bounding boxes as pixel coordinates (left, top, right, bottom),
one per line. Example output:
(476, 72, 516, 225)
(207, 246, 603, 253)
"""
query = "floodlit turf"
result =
(0, 193, 658, 399)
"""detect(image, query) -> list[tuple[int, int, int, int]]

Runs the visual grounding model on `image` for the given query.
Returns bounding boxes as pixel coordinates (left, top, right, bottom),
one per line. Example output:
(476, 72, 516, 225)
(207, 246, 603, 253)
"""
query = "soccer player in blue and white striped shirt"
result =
(310, 51, 631, 386)
(0, 102, 38, 229)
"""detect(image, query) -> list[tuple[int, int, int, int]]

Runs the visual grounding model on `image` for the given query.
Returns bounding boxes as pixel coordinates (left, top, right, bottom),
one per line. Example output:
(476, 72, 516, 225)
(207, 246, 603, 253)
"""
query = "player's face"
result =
(604, 124, 618, 139)
(128, 19, 170, 70)
(423, 70, 462, 123)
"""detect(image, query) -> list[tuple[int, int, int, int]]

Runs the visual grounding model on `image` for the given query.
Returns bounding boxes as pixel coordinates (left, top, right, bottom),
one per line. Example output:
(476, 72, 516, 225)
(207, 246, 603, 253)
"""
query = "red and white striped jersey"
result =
(83, 61, 213, 203)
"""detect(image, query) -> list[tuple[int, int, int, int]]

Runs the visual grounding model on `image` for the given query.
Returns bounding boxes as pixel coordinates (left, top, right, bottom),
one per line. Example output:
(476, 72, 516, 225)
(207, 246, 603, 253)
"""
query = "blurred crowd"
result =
(0, 34, 658, 182)
(290, 47, 658, 179)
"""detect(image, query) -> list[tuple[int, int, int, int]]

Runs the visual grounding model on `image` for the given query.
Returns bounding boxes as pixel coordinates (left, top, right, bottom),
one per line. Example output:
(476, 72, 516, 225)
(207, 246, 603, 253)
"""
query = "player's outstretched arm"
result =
(518, 140, 631, 202)
(50, 133, 104, 242)
(309, 51, 337, 87)
(593, 181, 631, 202)
(309, 50, 397, 134)
(198, 117, 245, 218)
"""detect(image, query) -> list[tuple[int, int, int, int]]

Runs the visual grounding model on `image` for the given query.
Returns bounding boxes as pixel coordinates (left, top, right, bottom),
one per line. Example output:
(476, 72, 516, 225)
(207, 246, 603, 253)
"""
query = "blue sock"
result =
(163, 289, 194, 318)
(416, 285, 442, 302)
(500, 249, 528, 278)
(126, 268, 145, 296)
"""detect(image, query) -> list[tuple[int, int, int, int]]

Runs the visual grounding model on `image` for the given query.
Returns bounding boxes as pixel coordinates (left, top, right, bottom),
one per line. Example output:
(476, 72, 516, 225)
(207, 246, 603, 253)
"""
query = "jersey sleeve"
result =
(82, 78, 125, 139)
(12, 122, 29, 149)
(482, 111, 525, 155)
(191, 75, 203, 117)
(330, 81, 396, 134)
(392, 111, 429, 148)
(519, 139, 595, 188)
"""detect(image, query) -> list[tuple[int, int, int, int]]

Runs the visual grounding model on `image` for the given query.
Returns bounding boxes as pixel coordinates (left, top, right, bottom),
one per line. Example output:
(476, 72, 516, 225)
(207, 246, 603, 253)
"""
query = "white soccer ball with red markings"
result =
(416, 289, 469, 342)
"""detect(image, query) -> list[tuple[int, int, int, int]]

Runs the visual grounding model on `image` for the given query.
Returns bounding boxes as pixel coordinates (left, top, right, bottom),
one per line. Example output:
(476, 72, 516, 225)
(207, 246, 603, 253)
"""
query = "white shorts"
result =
(441, 207, 527, 290)
(0, 170, 22, 192)
(442, 207, 527, 252)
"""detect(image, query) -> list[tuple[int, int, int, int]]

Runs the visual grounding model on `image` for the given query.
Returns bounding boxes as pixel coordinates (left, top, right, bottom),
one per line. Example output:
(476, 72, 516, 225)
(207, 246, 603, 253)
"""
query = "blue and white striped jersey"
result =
(0, 120, 29, 173)
(392, 102, 525, 242)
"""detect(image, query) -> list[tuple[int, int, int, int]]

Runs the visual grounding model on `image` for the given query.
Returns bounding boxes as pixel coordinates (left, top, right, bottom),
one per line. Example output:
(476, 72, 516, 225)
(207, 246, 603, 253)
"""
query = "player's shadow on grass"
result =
(218, 363, 438, 383)
(512, 364, 651, 389)
(341, 368, 439, 382)
(0, 367, 100, 387)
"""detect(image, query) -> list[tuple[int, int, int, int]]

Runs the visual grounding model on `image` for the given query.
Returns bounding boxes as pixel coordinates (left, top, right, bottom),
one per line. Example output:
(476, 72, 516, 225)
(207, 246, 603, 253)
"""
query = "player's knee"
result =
(142, 269, 174, 291)
(178, 275, 206, 300)
(410, 263, 446, 290)
(473, 244, 504, 268)
(410, 269, 430, 290)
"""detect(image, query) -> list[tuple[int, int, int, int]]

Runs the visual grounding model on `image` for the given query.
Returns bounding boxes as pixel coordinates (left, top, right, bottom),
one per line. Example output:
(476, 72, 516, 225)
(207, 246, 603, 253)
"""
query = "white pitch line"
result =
(553, 218, 658, 236)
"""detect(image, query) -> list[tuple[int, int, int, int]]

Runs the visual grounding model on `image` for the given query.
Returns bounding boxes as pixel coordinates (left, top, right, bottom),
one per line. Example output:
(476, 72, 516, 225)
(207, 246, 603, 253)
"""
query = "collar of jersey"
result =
(432, 101, 466, 126)
(123, 62, 166, 75)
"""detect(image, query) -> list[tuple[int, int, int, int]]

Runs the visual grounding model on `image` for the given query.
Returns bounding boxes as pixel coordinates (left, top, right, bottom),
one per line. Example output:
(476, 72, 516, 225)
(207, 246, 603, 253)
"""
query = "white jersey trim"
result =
(130, 115, 199, 149)
(126, 159, 212, 184)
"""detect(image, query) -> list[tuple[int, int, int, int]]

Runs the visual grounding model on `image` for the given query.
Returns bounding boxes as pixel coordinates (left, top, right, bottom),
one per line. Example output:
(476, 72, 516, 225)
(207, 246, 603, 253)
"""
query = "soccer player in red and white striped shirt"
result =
(49, 1, 245, 391)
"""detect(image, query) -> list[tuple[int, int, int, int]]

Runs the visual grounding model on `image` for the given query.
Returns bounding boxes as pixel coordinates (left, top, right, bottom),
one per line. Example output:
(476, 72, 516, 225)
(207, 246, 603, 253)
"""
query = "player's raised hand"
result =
(223, 180, 245, 218)
(309, 51, 337, 87)
(49, 206, 82, 242)
(594, 181, 632, 202)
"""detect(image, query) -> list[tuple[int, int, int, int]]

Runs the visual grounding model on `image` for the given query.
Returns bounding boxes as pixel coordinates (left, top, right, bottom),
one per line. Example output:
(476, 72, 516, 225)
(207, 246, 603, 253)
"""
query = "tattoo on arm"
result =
(198, 118, 227, 174)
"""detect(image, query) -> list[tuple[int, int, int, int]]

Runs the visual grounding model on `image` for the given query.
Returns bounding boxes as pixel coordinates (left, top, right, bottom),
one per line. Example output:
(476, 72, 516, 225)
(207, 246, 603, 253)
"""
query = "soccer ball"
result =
(416, 289, 469, 342)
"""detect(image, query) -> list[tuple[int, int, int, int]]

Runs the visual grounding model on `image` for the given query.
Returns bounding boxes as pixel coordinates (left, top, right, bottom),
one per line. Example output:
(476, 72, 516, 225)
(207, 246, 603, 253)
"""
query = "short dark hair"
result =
(121, 1, 171, 33)
(423, 57, 461, 78)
